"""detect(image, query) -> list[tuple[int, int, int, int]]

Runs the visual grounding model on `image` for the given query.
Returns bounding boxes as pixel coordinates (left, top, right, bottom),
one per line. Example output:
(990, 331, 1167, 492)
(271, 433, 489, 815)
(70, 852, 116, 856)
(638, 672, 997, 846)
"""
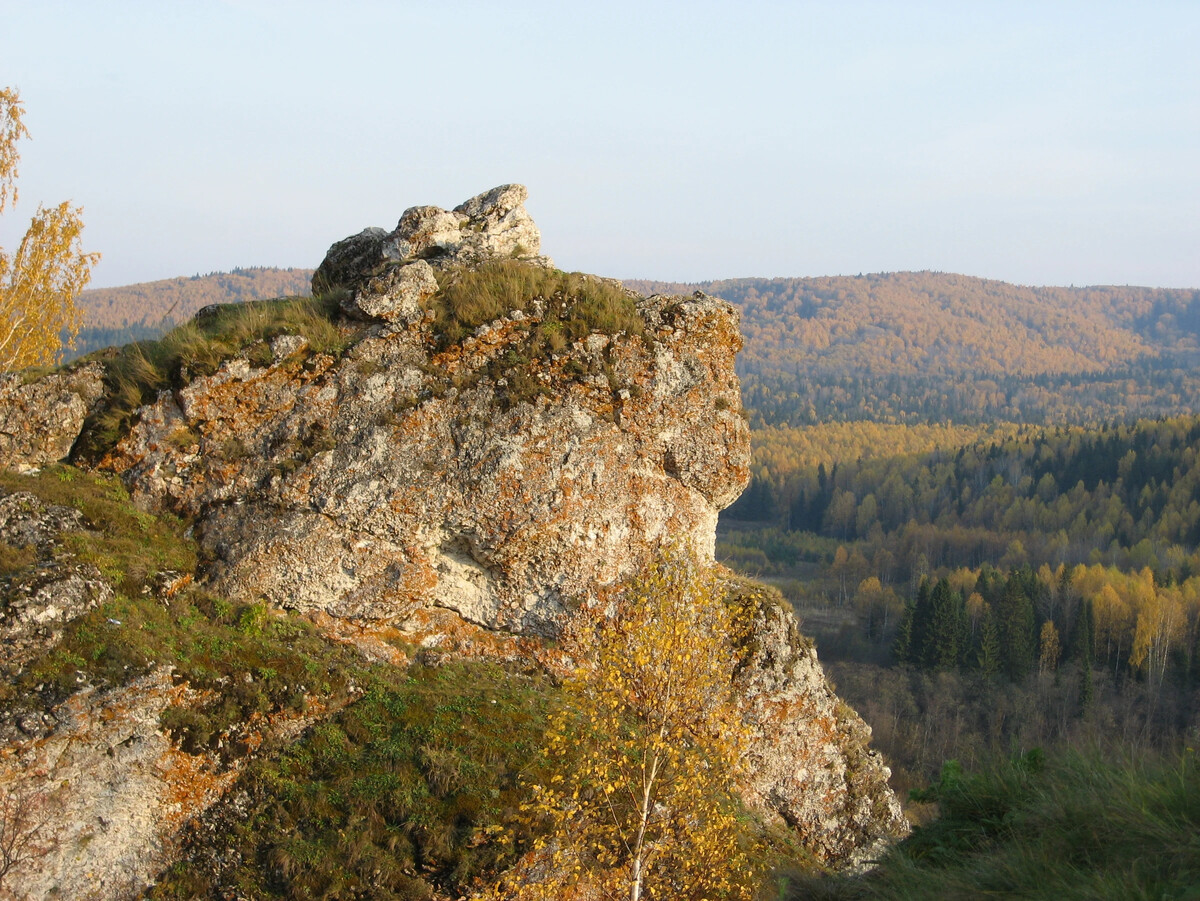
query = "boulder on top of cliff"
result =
(312, 184, 552, 321)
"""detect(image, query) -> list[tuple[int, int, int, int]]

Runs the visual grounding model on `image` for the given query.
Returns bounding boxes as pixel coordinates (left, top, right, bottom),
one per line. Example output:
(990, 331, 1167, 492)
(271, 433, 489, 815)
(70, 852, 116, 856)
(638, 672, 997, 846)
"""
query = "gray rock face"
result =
(343, 259, 438, 323)
(312, 184, 551, 320)
(0, 491, 112, 669)
(0, 363, 105, 469)
(0, 670, 231, 901)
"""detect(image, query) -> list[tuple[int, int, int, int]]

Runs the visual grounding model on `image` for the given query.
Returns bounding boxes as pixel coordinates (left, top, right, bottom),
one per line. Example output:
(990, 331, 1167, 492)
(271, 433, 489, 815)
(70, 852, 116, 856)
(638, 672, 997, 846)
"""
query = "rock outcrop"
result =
(0, 670, 216, 901)
(0, 185, 906, 896)
(103, 287, 748, 638)
(0, 362, 104, 469)
(0, 492, 113, 672)
(735, 586, 906, 866)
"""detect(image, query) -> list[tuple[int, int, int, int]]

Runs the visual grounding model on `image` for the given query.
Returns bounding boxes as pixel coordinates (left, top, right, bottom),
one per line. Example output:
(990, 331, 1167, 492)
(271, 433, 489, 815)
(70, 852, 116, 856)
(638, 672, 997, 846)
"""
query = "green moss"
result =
(0, 465, 195, 595)
(152, 661, 561, 900)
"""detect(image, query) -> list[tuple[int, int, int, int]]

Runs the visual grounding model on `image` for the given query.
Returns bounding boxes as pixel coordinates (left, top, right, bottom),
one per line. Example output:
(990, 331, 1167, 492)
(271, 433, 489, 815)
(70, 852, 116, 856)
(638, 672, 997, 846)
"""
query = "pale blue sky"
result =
(2, 1, 1197, 289)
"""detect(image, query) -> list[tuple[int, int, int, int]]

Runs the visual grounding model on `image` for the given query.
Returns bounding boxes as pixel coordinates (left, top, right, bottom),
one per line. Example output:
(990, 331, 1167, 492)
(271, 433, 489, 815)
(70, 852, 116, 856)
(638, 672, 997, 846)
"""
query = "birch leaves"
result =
(493, 548, 757, 901)
(0, 88, 98, 370)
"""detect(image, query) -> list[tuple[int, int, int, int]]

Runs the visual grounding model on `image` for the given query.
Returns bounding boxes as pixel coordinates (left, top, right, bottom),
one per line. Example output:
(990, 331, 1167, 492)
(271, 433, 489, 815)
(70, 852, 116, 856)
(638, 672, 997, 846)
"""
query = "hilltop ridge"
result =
(79, 268, 1200, 426)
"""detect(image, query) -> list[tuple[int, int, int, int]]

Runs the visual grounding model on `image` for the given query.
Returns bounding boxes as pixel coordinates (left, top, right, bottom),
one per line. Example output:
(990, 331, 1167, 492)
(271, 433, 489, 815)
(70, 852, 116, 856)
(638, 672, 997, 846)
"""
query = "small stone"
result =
(270, 334, 309, 361)
(345, 260, 438, 323)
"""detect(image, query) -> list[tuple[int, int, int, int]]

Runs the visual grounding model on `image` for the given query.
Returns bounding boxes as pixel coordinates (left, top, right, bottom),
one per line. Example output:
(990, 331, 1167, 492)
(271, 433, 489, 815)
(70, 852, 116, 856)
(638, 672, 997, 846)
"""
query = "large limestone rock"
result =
(312, 184, 551, 322)
(103, 289, 749, 638)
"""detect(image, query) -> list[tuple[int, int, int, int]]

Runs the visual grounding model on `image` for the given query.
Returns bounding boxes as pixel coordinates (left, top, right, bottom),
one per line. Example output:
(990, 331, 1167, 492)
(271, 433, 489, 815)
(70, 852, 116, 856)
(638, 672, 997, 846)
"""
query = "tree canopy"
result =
(0, 87, 98, 370)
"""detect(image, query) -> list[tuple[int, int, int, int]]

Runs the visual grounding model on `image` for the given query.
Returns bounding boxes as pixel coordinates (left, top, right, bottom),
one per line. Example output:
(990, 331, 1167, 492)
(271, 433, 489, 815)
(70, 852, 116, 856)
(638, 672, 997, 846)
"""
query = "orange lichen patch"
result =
(156, 693, 333, 841)
(306, 610, 410, 666)
(394, 606, 536, 665)
(156, 743, 240, 836)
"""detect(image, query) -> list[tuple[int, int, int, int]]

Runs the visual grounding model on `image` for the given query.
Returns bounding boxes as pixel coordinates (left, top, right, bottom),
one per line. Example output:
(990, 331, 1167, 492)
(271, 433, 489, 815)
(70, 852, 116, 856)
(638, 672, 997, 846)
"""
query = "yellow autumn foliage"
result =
(487, 547, 758, 901)
(0, 87, 98, 370)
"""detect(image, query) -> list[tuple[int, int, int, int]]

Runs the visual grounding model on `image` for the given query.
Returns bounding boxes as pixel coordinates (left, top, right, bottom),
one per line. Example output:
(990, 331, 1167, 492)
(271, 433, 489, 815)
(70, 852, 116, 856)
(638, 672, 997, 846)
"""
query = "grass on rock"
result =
(151, 661, 559, 900)
(430, 260, 643, 351)
(74, 295, 353, 461)
(0, 465, 391, 747)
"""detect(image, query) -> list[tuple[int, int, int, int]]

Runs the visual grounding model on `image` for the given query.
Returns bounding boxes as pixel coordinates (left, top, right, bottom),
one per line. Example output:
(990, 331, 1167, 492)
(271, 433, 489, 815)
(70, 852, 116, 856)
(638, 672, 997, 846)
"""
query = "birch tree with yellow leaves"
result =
(0, 88, 98, 370)
(490, 547, 758, 901)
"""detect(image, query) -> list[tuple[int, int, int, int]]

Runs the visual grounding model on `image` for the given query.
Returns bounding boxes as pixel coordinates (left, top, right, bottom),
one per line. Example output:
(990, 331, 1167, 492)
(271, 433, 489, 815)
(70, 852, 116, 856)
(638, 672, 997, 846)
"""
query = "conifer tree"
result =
(996, 577, 1036, 681)
(977, 607, 1001, 680)
(925, 579, 966, 670)
(893, 597, 915, 665)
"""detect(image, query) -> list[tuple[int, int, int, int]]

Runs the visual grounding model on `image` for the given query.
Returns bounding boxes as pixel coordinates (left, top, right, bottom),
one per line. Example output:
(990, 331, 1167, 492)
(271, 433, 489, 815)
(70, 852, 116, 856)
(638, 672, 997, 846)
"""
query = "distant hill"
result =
(69, 267, 314, 358)
(626, 273, 1200, 427)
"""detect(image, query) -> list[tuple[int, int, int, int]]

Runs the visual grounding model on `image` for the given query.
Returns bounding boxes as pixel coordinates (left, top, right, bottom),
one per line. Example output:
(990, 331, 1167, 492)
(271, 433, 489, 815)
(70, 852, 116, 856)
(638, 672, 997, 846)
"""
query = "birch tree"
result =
(0, 88, 99, 370)
(492, 548, 757, 901)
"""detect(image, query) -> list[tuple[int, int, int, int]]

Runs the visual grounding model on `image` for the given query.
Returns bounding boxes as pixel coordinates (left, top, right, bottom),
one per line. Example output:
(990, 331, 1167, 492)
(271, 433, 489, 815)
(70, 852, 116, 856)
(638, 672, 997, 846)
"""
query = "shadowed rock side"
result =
(0, 185, 905, 894)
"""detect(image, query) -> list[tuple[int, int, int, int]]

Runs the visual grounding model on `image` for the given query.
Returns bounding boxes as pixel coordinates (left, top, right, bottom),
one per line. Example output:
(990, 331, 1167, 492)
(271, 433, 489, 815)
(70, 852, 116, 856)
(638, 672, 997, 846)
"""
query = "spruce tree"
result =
(977, 608, 1001, 680)
(925, 579, 965, 670)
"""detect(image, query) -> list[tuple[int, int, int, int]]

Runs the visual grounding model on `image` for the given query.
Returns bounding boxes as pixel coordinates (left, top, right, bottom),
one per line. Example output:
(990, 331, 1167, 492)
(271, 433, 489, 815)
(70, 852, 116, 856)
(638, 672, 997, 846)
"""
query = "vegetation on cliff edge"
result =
(0, 465, 395, 750)
(72, 294, 353, 461)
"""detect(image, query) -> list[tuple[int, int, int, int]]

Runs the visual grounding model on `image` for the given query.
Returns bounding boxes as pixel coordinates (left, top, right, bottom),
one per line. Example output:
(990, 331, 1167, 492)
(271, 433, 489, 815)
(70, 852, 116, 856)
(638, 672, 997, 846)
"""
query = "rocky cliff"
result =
(0, 185, 905, 898)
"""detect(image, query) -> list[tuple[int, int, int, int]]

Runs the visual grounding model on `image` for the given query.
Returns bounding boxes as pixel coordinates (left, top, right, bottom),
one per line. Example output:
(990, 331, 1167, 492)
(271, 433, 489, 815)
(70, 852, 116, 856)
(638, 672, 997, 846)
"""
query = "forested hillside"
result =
(718, 414, 1200, 797)
(71, 267, 314, 357)
(727, 416, 1200, 579)
(628, 273, 1200, 426)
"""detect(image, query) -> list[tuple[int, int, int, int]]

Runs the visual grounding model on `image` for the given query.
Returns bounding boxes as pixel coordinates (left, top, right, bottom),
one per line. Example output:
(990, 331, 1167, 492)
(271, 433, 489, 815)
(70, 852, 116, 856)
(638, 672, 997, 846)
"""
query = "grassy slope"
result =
(783, 748, 1200, 900)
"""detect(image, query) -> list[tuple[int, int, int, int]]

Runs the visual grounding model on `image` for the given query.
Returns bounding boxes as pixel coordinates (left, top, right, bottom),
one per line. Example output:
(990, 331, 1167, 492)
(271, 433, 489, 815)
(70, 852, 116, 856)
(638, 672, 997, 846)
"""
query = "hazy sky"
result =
(2, 1, 1198, 289)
